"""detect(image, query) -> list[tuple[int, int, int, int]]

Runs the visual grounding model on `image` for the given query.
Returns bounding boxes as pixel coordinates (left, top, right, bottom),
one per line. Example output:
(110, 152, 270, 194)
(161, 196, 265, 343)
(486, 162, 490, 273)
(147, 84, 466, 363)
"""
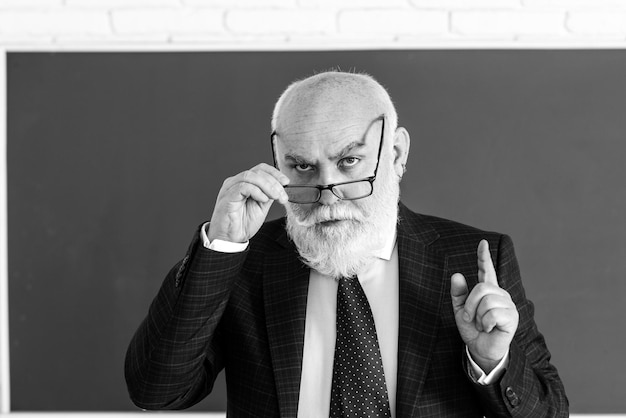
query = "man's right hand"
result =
(207, 163, 290, 244)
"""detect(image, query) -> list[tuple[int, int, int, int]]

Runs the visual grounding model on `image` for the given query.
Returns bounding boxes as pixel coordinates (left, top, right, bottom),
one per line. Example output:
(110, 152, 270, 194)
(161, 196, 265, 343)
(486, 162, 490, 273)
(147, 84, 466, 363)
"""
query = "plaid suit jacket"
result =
(125, 203, 568, 417)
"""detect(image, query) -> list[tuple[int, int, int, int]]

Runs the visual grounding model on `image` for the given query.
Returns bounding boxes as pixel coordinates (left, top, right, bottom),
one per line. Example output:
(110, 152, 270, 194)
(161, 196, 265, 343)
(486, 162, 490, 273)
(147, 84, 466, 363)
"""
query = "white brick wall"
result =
(339, 10, 447, 35)
(0, 10, 111, 35)
(452, 10, 566, 36)
(113, 8, 225, 35)
(568, 11, 626, 35)
(0, 0, 624, 47)
(226, 9, 335, 35)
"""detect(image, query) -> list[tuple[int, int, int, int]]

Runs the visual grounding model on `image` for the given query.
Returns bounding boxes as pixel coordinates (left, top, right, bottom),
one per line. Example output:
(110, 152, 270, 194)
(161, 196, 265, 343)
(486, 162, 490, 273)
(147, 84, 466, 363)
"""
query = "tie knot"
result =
(339, 275, 358, 284)
(338, 276, 361, 294)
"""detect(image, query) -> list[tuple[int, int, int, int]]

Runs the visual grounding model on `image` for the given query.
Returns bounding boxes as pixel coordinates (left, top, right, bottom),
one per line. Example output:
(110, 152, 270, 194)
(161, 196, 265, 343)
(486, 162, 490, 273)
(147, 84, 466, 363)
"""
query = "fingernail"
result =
(463, 312, 471, 322)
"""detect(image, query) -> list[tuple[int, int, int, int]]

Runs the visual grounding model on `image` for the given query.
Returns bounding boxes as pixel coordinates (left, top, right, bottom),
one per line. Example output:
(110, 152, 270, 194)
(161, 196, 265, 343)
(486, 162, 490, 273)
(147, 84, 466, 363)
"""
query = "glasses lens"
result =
(285, 186, 320, 204)
(333, 181, 373, 200)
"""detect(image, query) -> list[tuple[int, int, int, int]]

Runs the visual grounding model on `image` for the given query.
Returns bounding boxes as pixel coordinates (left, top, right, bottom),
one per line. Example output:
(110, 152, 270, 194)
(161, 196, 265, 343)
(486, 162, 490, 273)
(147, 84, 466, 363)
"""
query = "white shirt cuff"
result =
(201, 222, 249, 253)
(465, 346, 509, 385)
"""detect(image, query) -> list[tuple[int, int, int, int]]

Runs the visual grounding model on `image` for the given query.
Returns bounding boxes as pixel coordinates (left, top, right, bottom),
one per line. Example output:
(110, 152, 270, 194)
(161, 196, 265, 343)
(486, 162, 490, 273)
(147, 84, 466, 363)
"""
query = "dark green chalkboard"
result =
(7, 51, 626, 413)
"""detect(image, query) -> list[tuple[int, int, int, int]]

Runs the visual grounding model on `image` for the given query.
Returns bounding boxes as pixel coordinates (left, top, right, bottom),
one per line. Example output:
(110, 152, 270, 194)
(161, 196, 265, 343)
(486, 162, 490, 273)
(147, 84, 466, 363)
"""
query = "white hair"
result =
(271, 70, 399, 134)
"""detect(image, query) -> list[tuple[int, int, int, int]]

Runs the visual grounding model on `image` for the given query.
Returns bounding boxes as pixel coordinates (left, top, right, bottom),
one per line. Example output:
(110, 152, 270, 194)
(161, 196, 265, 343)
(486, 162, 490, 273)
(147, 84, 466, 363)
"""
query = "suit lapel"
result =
(395, 204, 446, 418)
(263, 229, 309, 418)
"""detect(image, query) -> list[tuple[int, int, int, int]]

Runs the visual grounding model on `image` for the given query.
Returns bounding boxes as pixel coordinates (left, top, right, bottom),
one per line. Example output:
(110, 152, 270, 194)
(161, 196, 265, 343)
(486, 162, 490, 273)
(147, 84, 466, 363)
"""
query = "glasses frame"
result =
(270, 114, 386, 204)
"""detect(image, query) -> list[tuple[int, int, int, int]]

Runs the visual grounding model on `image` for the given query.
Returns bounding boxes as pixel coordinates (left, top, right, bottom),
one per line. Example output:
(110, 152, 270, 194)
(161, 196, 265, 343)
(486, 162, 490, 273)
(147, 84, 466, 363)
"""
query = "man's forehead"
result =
(274, 115, 382, 160)
(280, 134, 363, 159)
(278, 115, 370, 139)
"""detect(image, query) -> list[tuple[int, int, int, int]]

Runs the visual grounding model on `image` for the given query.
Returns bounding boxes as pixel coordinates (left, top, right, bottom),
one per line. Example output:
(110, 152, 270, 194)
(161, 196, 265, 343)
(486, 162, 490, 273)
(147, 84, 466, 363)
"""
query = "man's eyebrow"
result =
(330, 141, 366, 160)
(283, 153, 311, 165)
(282, 140, 366, 165)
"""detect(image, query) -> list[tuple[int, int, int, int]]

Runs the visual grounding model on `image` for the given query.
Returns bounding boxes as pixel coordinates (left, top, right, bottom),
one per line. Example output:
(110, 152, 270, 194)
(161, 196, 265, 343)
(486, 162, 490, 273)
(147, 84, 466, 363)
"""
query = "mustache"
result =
(290, 204, 364, 227)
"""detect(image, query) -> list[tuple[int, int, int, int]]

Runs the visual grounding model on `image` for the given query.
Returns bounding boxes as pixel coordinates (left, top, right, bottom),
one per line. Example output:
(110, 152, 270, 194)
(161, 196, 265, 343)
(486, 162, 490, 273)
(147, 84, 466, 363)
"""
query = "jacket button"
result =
(505, 386, 520, 407)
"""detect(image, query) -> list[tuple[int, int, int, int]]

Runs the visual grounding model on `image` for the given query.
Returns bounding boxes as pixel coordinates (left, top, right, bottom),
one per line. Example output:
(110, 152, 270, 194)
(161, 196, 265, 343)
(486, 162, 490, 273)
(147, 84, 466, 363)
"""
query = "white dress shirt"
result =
(297, 229, 399, 417)
(201, 222, 508, 417)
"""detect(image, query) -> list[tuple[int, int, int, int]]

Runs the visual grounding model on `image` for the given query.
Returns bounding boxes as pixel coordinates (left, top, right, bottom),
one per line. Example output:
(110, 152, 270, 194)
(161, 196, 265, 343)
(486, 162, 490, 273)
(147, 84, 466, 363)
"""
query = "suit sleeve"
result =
(124, 228, 247, 410)
(469, 234, 569, 417)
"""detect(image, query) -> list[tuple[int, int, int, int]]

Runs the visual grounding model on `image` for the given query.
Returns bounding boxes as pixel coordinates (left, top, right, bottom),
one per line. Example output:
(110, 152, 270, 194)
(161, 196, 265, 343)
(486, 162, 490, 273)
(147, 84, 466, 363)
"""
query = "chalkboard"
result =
(7, 50, 626, 413)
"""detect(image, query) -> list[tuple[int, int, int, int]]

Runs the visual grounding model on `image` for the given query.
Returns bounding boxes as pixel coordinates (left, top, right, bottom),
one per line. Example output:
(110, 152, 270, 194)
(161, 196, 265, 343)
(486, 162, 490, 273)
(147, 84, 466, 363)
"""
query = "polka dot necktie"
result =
(329, 276, 391, 417)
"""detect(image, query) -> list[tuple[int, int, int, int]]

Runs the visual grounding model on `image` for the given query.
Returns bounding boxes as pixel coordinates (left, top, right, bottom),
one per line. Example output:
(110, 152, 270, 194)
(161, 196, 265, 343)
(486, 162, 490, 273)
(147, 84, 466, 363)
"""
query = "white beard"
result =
(285, 162, 400, 279)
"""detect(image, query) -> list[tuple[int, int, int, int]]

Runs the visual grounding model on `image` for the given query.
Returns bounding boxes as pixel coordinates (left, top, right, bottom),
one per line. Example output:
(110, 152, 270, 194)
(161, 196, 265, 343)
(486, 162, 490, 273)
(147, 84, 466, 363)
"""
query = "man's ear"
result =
(392, 127, 410, 178)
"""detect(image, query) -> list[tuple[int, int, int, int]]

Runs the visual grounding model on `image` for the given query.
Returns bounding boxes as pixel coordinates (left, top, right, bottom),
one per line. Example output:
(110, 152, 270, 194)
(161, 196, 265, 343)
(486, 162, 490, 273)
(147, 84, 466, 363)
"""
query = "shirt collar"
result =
(372, 221, 397, 261)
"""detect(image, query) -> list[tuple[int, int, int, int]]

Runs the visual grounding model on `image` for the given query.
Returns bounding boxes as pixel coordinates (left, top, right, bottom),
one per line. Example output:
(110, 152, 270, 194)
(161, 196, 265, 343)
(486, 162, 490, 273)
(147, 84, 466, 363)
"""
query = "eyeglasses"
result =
(270, 115, 385, 204)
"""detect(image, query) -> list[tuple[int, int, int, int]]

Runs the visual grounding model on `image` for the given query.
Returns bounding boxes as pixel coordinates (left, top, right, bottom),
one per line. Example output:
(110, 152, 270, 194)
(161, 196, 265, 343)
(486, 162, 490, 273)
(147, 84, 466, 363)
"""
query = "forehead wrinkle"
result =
(277, 115, 379, 149)
(277, 118, 365, 139)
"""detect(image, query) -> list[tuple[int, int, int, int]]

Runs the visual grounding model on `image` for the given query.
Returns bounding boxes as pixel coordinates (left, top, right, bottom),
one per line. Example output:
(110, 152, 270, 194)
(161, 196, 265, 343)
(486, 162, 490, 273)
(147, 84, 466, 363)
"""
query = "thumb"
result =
(450, 273, 469, 315)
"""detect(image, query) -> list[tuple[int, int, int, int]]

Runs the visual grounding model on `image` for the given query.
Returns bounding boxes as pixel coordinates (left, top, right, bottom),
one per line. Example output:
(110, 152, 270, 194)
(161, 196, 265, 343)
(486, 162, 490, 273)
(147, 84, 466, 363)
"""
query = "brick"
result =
(299, 0, 407, 7)
(339, 9, 447, 34)
(452, 10, 565, 35)
(396, 32, 516, 44)
(55, 33, 170, 44)
(183, 0, 296, 6)
(410, 0, 520, 8)
(0, 0, 62, 6)
(0, 10, 111, 35)
(171, 33, 287, 43)
(567, 11, 626, 35)
(288, 32, 396, 47)
(226, 9, 335, 34)
(66, 0, 180, 6)
(523, 0, 626, 8)
(0, 34, 54, 44)
(112, 9, 225, 34)
(517, 33, 626, 43)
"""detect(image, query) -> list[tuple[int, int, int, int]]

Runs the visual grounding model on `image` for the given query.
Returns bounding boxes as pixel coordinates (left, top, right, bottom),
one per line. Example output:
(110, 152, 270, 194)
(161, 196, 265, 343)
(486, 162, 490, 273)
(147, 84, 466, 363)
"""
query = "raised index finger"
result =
(477, 239, 498, 286)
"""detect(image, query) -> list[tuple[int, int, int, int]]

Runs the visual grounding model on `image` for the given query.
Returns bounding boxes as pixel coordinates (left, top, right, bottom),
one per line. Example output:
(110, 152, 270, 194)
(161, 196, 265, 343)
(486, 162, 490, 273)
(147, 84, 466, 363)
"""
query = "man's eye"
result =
(295, 164, 313, 172)
(340, 157, 360, 168)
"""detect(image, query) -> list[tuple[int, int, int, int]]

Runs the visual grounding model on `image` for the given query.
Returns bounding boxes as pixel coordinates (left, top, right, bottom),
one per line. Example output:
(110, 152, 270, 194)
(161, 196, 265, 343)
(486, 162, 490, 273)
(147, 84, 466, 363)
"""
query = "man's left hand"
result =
(450, 240, 519, 374)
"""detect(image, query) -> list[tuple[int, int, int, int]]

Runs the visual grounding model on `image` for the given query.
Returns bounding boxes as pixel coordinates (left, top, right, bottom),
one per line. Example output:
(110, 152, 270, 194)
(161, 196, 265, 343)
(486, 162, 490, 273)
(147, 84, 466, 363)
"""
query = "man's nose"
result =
(317, 187, 339, 206)
(316, 170, 340, 206)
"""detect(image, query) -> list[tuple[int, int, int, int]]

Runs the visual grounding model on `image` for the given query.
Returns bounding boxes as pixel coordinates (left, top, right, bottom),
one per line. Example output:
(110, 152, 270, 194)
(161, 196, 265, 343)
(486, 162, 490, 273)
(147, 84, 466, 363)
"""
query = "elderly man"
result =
(125, 71, 568, 417)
